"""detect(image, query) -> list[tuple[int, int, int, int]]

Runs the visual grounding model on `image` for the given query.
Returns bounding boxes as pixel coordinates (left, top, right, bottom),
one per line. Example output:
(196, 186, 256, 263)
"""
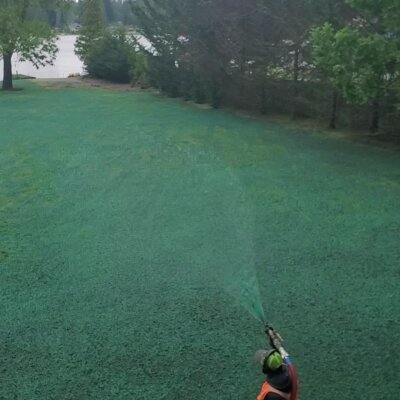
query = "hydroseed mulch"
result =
(0, 81, 399, 400)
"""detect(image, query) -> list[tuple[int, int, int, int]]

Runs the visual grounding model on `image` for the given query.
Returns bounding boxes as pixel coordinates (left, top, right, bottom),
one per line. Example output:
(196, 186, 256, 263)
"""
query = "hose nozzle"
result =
(264, 323, 288, 358)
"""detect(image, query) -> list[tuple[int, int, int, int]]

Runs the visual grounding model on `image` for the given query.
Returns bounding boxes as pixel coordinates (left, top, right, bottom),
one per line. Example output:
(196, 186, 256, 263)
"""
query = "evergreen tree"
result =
(132, 0, 399, 133)
(103, 0, 115, 23)
(75, 0, 105, 62)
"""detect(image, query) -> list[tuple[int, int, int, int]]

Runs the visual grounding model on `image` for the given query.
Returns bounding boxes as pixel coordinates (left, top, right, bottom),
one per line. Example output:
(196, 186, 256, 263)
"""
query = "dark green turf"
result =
(1, 81, 399, 400)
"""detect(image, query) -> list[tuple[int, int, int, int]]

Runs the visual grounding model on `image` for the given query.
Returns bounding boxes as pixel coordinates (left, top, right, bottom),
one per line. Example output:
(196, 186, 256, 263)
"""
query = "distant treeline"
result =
(28, 0, 136, 29)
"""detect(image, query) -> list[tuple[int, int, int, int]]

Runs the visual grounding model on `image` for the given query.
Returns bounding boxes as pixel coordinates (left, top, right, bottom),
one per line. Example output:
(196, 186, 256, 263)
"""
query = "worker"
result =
(255, 349, 293, 400)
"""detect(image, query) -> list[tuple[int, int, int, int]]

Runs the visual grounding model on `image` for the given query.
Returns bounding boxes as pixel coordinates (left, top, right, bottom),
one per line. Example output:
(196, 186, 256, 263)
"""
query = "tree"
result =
(39, 0, 73, 27)
(346, 0, 400, 34)
(103, 0, 115, 24)
(0, 0, 61, 90)
(132, 0, 185, 96)
(311, 0, 400, 132)
(132, 0, 400, 134)
(120, 0, 136, 26)
(75, 0, 106, 63)
(133, 0, 265, 105)
(85, 28, 134, 83)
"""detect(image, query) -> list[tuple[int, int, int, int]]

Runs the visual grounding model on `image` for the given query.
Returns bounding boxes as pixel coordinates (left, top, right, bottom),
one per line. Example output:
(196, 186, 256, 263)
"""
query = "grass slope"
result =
(1, 81, 399, 400)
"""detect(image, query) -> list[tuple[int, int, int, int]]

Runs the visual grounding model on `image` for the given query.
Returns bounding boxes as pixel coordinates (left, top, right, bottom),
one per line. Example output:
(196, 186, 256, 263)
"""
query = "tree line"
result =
(30, 0, 136, 29)
(72, 0, 136, 27)
(1, 0, 399, 135)
(129, 0, 400, 134)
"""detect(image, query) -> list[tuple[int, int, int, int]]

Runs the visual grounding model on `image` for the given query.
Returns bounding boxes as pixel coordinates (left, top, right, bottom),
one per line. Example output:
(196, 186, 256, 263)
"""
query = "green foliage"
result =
(76, 0, 149, 85)
(132, 0, 353, 109)
(0, 0, 60, 89)
(311, 0, 400, 131)
(81, 0, 137, 25)
(84, 27, 151, 85)
(35, 0, 74, 27)
(85, 28, 134, 83)
(311, 23, 398, 104)
(0, 1, 57, 60)
(346, 0, 400, 33)
(131, 50, 150, 88)
(75, 0, 105, 61)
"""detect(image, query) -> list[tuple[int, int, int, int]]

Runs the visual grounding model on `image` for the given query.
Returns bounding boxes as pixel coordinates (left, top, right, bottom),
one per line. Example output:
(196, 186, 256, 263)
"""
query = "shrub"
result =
(85, 28, 134, 83)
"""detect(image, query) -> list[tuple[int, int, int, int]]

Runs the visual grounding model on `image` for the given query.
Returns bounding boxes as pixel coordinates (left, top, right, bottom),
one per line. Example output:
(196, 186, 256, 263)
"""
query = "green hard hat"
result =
(264, 350, 284, 371)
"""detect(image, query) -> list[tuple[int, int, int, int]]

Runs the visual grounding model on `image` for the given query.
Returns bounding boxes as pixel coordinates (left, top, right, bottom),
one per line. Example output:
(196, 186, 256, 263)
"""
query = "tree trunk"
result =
(370, 100, 380, 134)
(47, 10, 58, 28)
(211, 80, 222, 109)
(2, 53, 13, 91)
(292, 47, 300, 119)
(329, 92, 338, 129)
(260, 81, 267, 115)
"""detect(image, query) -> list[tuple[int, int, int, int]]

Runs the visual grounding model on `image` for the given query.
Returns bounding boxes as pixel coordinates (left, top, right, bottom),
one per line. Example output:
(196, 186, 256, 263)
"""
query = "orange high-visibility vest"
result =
(257, 382, 291, 400)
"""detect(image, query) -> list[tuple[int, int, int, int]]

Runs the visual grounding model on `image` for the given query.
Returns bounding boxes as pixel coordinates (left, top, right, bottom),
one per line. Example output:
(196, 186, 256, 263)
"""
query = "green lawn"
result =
(1, 81, 399, 400)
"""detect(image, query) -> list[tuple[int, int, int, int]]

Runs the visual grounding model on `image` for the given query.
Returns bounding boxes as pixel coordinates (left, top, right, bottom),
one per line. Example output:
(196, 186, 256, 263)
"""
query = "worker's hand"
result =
(265, 325, 276, 349)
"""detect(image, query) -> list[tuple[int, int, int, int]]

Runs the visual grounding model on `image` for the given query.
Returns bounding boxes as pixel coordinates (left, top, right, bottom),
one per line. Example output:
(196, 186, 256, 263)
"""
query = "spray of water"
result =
(167, 143, 266, 322)
(215, 230, 266, 323)
(202, 165, 266, 323)
(231, 269, 266, 323)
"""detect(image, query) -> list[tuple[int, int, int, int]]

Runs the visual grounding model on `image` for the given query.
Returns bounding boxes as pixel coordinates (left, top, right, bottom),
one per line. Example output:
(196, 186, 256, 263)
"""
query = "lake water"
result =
(0, 34, 153, 80)
(0, 35, 84, 79)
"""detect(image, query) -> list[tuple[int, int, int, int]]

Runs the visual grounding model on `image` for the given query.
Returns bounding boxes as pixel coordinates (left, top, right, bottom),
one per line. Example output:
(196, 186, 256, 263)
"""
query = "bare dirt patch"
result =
(35, 76, 156, 93)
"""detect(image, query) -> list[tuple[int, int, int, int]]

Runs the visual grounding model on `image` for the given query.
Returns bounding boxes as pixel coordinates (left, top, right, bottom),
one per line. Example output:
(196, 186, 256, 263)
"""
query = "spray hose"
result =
(264, 324, 299, 400)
